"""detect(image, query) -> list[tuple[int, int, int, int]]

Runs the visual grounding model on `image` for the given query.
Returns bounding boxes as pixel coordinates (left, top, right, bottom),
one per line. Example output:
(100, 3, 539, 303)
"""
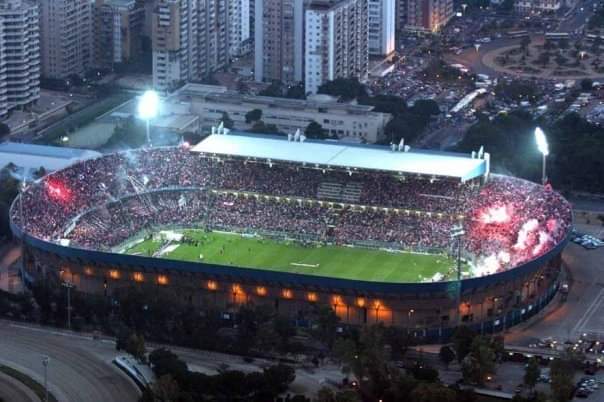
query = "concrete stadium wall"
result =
(16, 223, 565, 342)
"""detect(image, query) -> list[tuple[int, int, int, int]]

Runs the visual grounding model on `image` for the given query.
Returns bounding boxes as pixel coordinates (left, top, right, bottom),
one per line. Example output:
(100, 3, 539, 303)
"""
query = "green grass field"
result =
(125, 230, 456, 283)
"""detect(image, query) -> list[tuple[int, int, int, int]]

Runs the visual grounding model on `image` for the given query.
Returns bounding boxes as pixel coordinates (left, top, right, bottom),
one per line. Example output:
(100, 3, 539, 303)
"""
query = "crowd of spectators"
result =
(11, 147, 572, 277)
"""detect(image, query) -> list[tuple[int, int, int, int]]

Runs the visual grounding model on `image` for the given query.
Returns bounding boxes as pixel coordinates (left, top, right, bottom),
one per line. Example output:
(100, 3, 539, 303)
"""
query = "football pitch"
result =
(124, 230, 456, 283)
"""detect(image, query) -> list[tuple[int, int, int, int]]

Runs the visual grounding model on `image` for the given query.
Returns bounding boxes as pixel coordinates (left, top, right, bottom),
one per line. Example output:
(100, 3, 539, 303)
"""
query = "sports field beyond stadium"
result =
(125, 230, 458, 283)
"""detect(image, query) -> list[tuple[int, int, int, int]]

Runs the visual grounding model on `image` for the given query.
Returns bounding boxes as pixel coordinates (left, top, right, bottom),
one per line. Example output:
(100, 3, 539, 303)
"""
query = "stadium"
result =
(10, 132, 572, 341)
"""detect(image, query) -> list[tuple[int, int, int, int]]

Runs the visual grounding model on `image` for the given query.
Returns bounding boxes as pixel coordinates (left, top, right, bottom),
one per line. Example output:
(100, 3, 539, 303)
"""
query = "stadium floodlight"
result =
(138, 90, 160, 146)
(535, 127, 549, 184)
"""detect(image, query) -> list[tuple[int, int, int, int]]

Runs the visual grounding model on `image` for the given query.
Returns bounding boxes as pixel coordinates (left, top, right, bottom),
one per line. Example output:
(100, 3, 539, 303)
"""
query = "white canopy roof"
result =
(191, 133, 486, 181)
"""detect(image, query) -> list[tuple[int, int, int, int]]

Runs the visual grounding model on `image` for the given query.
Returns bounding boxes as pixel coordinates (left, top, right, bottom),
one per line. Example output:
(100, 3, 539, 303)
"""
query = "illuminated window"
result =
(207, 280, 218, 290)
(282, 289, 293, 299)
(109, 270, 120, 279)
(133, 272, 144, 282)
(256, 286, 267, 296)
(307, 292, 318, 302)
(157, 275, 168, 285)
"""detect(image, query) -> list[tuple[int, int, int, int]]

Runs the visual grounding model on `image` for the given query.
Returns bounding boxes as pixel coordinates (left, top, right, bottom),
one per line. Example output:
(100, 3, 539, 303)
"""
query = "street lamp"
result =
(138, 90, 159, 147)
(62, 281, 74, 330)
(19, 177, 27, 275)
(450, 224, 465, 327)
(42, 355, 50, 402)
(535, 127, 549, 184)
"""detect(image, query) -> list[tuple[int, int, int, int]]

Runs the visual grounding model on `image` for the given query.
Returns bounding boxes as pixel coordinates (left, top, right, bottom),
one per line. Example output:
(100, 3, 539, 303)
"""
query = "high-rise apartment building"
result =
(228, 0, 250, 57)
(406, 0, 453, 32)
(254, 0, 305, 83)
(395, 0, 406, 32)
(304, 0, 368, 94)
(40, 0, 93, 79)
(198, 0, 229, 77)
(94, 0, 145, 70)
(152, 0, 198, 91)
(368, 0, 395, 56)
(0, 0, 40, 117)
(152, 0, 231, 92)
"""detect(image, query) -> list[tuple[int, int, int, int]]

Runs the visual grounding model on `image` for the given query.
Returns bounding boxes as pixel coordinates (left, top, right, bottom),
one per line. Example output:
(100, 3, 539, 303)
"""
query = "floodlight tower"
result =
(138, 90, 160, 147)
(450, 224, 465, 327)
(535, 127, 549, 185)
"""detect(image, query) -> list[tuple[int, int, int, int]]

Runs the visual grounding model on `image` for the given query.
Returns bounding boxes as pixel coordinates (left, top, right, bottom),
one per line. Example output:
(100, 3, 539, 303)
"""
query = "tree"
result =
(452, 326, 477, 362)
(34, 166, 47, 179)
(221, 112, 234, 129)
(250, 120, 282, 134)
(316, 387, 336, 402)
(461, 337, 497, 385)
(593, 37, 603, 56)
(305, 121, 327, 139)
(259, 81, 283, 97)
(115, 325, 131, 351)
(262, 364, 296, 396)
(148, 348, 189, 385)
(126, 333, 146, 362)
(332, 338, 358, 378)
(334, 390, 362, 402)
(550, 356, 575, 402)
(581, 78, 594, 91)
(285, 83, 306, 99)
(544, 40, 556, 51)
(520, 36, 531, 54)
(409, 383, 456, 402)
(538, 52, 551, 67)
(0, 122, 9, 139)
(311, 305, 340, 347)
(318, 78, 367, 101)
(412, 99, 440, 117)
(439, 346, 455, 369)
(245, 109, 263, 124)
(150, 374, 180, 402)
(523, 357, 540, 394)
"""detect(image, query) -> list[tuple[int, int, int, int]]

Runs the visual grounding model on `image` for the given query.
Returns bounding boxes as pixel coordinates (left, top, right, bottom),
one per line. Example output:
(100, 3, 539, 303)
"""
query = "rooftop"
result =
(173, 83, 386, 116)
(191, 133, 487, 181)
(0, 142, 101, 172)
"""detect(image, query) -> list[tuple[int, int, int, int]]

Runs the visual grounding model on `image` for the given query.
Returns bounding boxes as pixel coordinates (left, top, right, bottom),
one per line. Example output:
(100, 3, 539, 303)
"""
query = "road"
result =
(505, 222, 604, 345)
(559, 0, 598, 33)
(0, 371, 40, 402)
(0, 320, 344, 399)
(445, 38, 521, 77)
(0, 322, 140, 402)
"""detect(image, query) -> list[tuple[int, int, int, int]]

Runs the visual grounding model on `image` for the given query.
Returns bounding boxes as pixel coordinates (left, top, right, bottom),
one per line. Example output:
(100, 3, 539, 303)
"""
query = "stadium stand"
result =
(12, 137, 572, 279)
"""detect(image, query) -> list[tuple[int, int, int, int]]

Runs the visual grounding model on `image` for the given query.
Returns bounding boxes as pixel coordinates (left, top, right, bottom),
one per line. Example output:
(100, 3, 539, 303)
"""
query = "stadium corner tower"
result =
(11, 132, 571, 341)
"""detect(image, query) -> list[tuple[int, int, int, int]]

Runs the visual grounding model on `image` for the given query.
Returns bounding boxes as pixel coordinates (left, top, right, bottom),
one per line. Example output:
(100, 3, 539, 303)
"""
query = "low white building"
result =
(0, 142, 101, 173)
(172, 84, 392, 143)
(515, 0, 561, 13)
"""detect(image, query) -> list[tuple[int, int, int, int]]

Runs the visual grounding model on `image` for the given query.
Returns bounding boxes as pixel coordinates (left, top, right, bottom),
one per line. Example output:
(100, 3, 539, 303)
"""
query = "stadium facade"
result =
(11, 133, 571, 341)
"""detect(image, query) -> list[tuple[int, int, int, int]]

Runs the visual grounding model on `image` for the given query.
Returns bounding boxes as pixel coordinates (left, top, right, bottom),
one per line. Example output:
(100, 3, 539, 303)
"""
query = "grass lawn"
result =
(125, 230, 456, 283)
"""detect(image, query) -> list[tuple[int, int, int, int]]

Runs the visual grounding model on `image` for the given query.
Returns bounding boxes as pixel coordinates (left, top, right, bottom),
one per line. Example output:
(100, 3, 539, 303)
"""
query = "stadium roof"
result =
(0, 142, 101, 172)
(191, 133, 487, 181)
